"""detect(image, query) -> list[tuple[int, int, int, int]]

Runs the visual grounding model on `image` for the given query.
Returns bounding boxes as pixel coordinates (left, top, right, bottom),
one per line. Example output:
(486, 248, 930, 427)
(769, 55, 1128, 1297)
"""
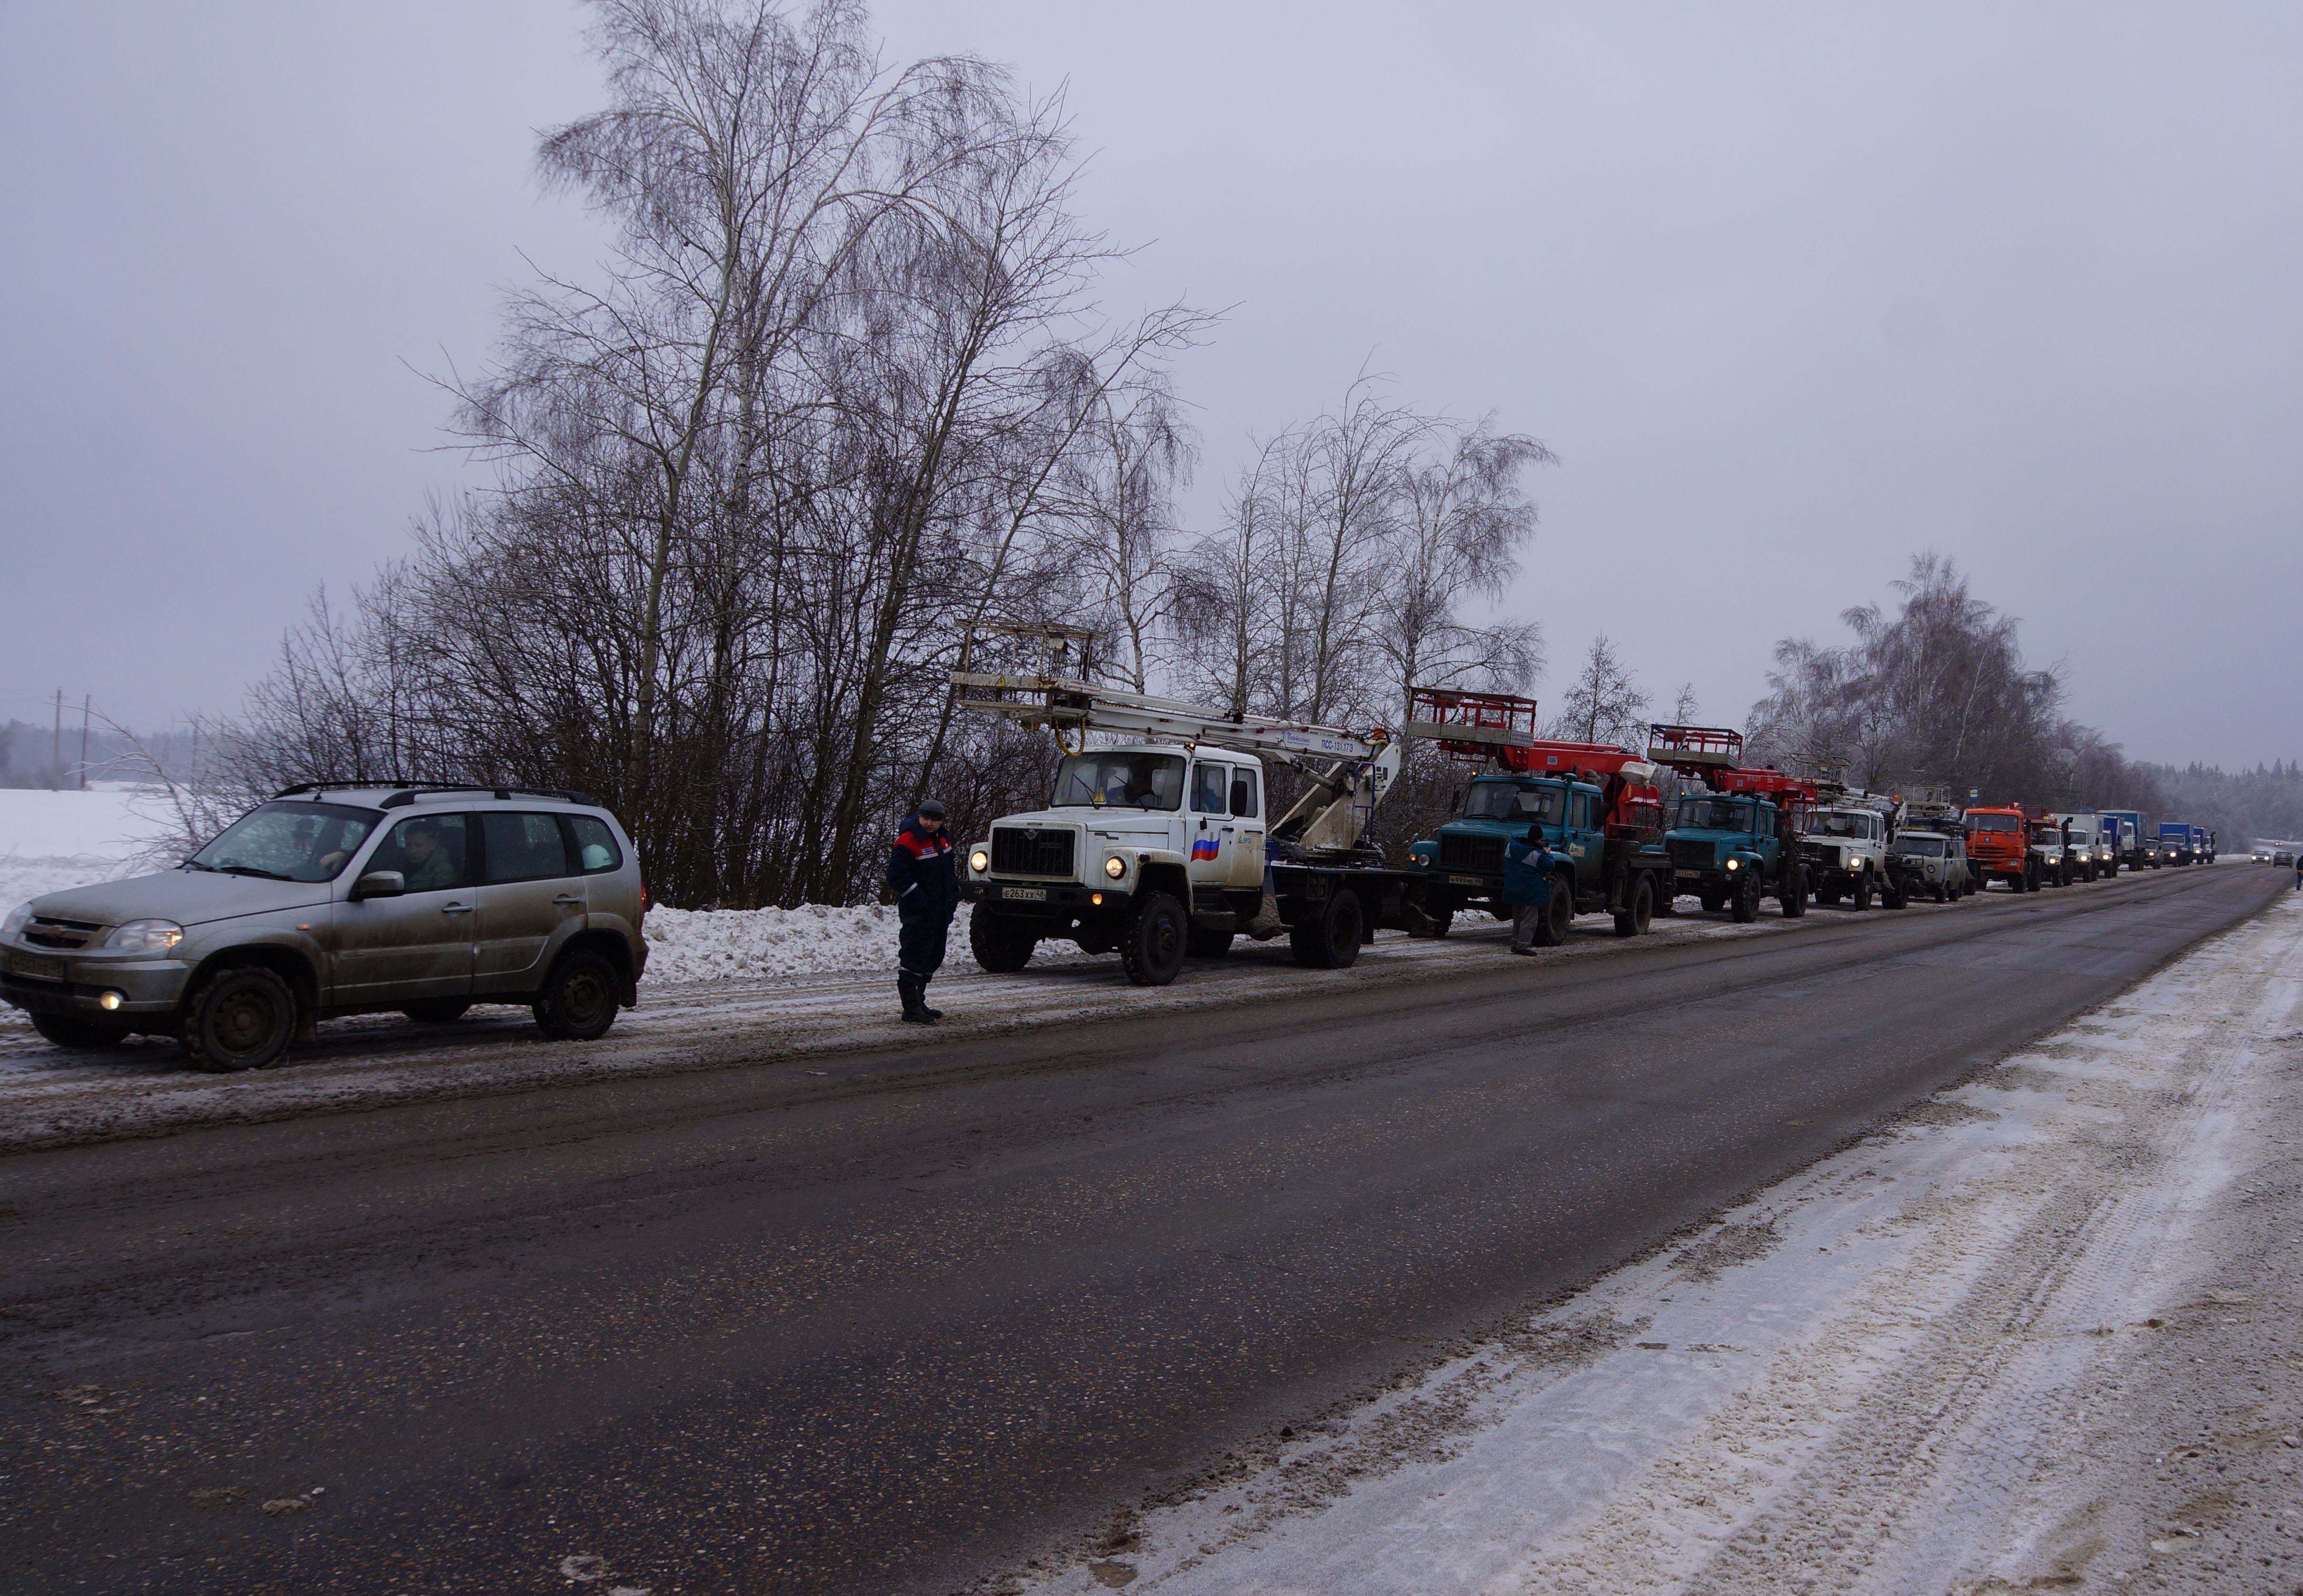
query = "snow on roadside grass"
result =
(0, 787, 178, 914)
(641, 901, 927, 982)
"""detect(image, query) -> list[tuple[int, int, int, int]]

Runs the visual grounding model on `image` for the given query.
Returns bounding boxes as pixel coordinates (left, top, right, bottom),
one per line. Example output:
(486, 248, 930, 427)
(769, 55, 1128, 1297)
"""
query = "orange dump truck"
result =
(1963, 803, 2035, 891)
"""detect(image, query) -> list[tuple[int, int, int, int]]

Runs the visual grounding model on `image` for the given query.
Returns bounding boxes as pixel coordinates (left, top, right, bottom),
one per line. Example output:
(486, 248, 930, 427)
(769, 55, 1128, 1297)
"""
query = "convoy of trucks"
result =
(947, 629, 2206, 984)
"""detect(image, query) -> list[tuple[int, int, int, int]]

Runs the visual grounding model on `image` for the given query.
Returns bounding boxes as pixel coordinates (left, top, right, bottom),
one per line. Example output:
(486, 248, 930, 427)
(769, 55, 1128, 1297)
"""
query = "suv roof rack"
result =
(271, 781, 599, 808)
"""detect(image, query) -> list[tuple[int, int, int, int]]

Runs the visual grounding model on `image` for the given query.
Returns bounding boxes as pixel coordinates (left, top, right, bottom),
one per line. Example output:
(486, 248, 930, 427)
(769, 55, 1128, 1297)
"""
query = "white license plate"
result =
(1448, 874, 1485, 886)
(10, 952, 65, 982)
(1002, 886, 1048, 902)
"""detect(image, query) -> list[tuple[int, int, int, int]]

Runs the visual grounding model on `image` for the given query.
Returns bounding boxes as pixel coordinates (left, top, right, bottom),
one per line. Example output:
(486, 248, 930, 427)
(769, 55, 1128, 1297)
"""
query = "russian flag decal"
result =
(1191, 837, 1221, 861)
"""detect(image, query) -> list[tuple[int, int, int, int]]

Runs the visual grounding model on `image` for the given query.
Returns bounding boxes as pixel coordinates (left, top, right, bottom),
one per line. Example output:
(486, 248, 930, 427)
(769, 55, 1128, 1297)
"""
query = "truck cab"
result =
(1799, 804, 1896, 909)
(2029, 819, 2074, 887)
(1963, 806, 2034, 890)
(2047, 812, 2110, 881)
(962, 742, 1268, 982)
(1408, 773, 1607, 929)
(2157, 822, 2202, 865)
(1652, 792, 1805, 921)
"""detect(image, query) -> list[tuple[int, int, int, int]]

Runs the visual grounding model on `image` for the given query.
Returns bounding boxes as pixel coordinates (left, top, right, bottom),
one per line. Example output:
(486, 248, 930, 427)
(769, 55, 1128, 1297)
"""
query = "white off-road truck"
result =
(950, 626, 1437, 986)
(1798, 788, 1904, 909)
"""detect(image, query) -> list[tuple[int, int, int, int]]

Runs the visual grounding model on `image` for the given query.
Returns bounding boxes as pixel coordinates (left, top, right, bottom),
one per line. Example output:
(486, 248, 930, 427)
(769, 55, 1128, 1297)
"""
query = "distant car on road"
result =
(0, 784, 647, 1072)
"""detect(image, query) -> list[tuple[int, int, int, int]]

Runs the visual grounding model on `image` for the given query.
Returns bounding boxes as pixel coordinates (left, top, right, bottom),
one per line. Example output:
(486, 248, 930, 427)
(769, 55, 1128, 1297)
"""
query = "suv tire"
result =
(1613, 873, 1654, 937)
(180, 965, 296, 1073)
(402, 1000, 472, 1024)
(969, 909, 1037, 973)
(1290, 889, 1365, 969)
(32, 1013, 132, 1049)
(1120, 891, 1188, 986)
(533, 950, 619, 1040)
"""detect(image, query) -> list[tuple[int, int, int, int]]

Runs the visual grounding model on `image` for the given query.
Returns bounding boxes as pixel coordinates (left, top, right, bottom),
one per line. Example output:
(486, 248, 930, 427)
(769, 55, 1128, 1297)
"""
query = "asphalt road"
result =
(0, 863, 2284, 1595)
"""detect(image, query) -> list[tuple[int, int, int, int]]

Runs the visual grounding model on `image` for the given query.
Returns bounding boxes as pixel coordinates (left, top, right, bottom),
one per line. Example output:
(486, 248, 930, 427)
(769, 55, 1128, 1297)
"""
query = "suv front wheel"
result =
(181, 965, 296, 1073)
(534, 950, 620, 1040)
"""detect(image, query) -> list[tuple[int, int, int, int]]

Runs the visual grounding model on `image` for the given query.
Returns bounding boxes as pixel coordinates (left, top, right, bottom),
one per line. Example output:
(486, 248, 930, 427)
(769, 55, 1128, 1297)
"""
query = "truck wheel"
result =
(32, 1013, 133, 1049)
(1613, 873, 1654, 937)
(1851, 872, 1873, 911)
(1290, 890, 1363, 969)
(1529, 881, 1573, 946)
(179, 965, 296, 1073)
(1186, 928, 1235, 959)
(1932, 882, 1948, 903)
(1120, 891, 1188, 985)
(534, 950, 619, 1040)
(401, 1000, 472, 1024)
(1730, 871, 1762, 922)
(1780, 865, 1806, 918)
(969, 909, 1037, 973)
(1883, 873, 1907, 909)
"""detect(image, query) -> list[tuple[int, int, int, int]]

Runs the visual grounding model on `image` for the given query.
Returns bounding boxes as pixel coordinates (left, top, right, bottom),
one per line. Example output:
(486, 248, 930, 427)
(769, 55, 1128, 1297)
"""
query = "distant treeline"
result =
(0, 719, 197, 791)
(2141, 761, 2303, 849)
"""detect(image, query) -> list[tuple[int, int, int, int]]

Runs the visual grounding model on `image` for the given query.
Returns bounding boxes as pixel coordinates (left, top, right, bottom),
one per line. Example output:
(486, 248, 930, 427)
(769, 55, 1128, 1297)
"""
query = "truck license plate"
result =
(1447, 874, 1485, 886)
(10, 953, 65, 982)
(1001, 886, 1047, 902)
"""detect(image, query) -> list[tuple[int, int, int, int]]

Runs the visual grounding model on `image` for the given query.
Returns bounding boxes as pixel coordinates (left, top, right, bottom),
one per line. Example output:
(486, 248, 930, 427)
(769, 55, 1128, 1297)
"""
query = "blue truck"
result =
(2157, 822, 2209, 865)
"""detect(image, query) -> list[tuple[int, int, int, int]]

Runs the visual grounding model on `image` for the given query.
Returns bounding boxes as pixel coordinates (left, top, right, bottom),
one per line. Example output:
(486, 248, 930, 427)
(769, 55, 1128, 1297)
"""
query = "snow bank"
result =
(0, 787, 177, 911)
(641, 901, 937, 983)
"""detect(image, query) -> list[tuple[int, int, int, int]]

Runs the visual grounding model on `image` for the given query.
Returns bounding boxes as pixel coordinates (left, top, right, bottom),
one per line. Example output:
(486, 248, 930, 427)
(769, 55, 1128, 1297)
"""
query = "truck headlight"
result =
(969, 848, 989, 874)
(106, 919, 184, 953)
(1104, 855, 1126, 879)
(1725, 858, 1740, 871)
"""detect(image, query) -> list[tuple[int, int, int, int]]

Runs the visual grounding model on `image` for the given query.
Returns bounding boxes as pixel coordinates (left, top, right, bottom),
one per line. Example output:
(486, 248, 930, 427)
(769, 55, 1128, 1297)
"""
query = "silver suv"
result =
(0, 784, 648, 1072)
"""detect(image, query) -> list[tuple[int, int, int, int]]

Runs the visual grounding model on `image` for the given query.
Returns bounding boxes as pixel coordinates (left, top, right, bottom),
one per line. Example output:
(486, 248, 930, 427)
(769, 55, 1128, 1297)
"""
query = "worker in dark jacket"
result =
(1503, 828, 1561, 955)
(888, 799, 959, 1022)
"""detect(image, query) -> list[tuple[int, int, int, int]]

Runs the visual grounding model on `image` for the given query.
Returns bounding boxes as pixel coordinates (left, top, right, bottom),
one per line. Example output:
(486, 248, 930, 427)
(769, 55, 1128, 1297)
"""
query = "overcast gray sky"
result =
(3, 1, 2297, 768)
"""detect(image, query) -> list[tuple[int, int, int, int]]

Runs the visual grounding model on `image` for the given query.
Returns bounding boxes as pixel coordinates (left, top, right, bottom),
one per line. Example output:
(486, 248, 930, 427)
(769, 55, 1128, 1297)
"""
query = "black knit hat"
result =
(917, 799, 947, 819)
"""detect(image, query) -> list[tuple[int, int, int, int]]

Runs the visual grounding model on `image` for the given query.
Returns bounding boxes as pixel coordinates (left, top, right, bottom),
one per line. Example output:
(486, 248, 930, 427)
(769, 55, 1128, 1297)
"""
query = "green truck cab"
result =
(1646, 791, 1807, 921)
(1409, 774, 1604, 929)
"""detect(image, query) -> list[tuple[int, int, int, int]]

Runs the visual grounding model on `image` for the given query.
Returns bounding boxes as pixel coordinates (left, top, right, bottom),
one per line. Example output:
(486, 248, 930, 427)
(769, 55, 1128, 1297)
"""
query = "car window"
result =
(563, 814, 623, 874)
(1192, 763, 1229, 814)
(1229, 767, 1259, 818)
(483, 812, 572, 884)
(369, 813, 471, 891)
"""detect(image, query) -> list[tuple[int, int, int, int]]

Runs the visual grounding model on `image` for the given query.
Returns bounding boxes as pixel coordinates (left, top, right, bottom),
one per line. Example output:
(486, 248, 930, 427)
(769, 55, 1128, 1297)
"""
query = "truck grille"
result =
(1799, 841, 1839, 869)
(990, 827, 1075, 878)
(1438, 833, 1504, 873)
(1668, 838, 1717, 870)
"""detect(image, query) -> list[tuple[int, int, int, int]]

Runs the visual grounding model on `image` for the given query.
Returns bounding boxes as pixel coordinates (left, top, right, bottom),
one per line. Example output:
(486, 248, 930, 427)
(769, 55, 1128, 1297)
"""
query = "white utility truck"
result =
(949, 625, 1439, 985)
(1798, 783, 1905, 909)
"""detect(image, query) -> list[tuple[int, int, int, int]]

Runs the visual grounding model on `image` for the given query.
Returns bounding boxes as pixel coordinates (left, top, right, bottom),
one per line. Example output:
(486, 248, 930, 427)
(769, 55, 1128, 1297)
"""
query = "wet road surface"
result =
(0, 863, 2283, 1594)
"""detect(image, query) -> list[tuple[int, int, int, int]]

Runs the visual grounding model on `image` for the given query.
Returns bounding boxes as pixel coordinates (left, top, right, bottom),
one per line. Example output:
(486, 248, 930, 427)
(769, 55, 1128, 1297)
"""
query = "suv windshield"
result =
(1674, 797, 1755, 832)
(1896, 835, 1947, 857)
(1462, 782, 1565, 824)
(187, 801, 380, 882)
(1804, 810, 1875, 840)
(1052, 752, 1187, 811)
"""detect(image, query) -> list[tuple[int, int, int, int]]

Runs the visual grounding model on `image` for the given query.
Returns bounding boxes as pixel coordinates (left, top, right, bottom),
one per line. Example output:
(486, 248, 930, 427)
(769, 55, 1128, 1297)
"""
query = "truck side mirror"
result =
(351, 870, 406, 900)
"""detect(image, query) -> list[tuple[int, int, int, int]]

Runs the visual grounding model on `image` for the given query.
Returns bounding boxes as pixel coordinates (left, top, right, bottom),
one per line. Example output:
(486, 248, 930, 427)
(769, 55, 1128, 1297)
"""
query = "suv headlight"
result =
(1104, 855, 1127, 879)
(0, 901, 29, 939)
(106, 919, 184, 954)
(968, 848, 990, 874)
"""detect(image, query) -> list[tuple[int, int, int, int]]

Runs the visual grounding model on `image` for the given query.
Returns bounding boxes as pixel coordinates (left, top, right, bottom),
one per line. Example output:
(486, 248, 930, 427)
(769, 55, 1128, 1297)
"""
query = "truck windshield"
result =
(1461, 782, 1564, 824)
(1967, 814, 2022, 833)
(1674, 797, 1755, 831)
(1897, 836, 1947, 857)
(1804, 810, 1874, 840)
(186, 801, 379, 882)
(1051, 753, 1187, 811)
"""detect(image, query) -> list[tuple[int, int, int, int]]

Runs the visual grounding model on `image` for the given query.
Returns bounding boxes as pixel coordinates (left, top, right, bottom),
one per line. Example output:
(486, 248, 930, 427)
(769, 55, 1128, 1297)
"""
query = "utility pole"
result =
(78, 696, 91, 791)
(51, 688, 62, 792)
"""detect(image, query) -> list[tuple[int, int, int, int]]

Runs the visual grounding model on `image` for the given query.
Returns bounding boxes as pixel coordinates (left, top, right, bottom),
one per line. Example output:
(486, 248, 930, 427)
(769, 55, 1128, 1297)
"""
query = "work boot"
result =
(898, 975, 935, 1024)
(919, 989, 945, 1021)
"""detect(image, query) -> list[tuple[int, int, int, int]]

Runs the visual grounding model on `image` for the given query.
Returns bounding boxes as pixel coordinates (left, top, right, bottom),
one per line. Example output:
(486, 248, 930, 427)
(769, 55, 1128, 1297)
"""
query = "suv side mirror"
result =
(351, 870, 406, 900)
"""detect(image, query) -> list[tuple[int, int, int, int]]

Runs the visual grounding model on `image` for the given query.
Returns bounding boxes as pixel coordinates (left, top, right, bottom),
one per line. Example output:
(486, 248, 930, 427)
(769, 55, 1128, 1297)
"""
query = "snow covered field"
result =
(1018, 890, 2303, 1596)
(0, 786, 175, 907)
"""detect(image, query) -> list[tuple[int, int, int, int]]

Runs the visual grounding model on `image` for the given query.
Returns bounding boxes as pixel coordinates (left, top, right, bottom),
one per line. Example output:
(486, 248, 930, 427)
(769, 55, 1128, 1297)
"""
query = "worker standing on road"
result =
(1503, 828, 1560, 956)
(889, 799, 959, 1023)
(2294, 852, 2302, 892)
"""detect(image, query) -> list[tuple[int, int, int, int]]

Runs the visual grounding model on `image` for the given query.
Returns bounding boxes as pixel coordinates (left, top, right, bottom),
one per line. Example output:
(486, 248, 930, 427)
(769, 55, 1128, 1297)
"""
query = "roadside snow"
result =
(642, 902, 912, 982)
(1018, 890, 2303, 1596)
(0, 786, 175, 912)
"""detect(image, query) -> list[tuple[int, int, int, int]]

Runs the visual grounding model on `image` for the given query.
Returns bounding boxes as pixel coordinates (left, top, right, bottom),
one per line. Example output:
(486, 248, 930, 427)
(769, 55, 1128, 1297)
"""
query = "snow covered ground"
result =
(0, 785, 176, 908)
(1017, 887, 2303, 1596)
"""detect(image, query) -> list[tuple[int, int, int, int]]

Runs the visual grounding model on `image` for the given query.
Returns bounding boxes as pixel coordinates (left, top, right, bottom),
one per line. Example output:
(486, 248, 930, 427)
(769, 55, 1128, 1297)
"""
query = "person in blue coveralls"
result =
(1503, 827, 1561, 955)
(888, 799, 959, 1022)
